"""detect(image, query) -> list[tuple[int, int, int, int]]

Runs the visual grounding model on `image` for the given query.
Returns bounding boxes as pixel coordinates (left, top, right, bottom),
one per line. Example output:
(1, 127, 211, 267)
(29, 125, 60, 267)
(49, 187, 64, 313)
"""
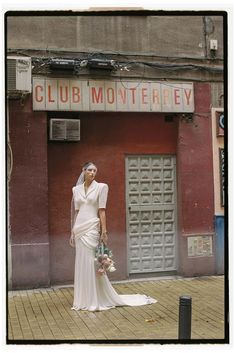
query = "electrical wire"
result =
(30, 57, 223, 77)
(8, 49, 223, 90)
(8, 48, 223, 74)
(118, 61, 223, 73)
(7, 48, 224, 62)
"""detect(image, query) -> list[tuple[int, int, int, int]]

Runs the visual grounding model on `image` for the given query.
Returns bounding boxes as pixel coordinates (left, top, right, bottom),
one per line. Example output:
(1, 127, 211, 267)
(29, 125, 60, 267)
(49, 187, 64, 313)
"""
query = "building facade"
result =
(6, 12, 225, 289)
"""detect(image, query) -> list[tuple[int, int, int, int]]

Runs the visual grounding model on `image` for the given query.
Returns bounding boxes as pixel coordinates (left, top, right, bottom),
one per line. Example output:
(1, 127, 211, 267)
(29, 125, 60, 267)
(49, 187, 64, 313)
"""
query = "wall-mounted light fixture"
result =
(48, 57, 117, 76)
(87, 58, 117, 71)
(49, 59, 76, 71)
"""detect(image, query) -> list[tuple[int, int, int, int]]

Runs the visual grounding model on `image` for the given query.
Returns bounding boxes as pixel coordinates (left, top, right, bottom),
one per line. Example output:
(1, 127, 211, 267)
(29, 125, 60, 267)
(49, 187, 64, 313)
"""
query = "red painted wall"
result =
(9, 82, 215, 288)
(177, 83, 215, 276)
(9, 97, 49, 288)
(48, 112, 178, 283)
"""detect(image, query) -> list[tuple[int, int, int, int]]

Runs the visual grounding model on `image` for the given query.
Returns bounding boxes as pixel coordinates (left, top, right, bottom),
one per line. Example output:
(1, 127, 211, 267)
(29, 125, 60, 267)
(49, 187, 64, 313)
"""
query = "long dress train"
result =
(71, 181, 157, 312)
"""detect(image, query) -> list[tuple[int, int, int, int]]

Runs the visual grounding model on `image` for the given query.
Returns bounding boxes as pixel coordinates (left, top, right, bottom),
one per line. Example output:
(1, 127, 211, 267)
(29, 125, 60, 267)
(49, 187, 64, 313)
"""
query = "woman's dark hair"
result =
(83, 162, 97, 170)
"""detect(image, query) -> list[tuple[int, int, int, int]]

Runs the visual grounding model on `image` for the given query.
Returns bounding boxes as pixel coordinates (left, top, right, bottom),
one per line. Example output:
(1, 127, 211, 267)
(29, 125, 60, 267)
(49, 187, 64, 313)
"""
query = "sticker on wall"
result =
(219, 148, 225, 207)
(216, 111, 224, 136)
(187, 235, 213, 257)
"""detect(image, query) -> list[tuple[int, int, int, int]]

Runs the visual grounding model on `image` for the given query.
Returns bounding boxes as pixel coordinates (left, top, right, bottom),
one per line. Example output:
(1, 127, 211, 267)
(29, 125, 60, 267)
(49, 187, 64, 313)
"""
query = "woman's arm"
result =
(69, 210, 78, 247)
(98, 208, 108, 245)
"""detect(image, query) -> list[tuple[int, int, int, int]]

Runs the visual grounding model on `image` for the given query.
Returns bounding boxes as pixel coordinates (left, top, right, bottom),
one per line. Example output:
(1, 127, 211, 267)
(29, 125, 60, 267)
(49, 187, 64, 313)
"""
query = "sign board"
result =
(33, 78, 194, 112)
(187, 235, 213, 257)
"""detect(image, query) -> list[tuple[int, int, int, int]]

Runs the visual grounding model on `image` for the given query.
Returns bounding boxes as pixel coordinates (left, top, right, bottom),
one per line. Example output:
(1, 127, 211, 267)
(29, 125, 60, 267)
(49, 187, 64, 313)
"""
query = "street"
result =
(8, 275, 226, 342)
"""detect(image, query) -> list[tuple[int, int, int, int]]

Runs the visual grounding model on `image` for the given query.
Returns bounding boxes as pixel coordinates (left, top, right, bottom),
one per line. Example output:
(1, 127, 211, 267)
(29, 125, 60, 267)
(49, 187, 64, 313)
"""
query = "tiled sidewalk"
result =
(7, 275, 226, 342)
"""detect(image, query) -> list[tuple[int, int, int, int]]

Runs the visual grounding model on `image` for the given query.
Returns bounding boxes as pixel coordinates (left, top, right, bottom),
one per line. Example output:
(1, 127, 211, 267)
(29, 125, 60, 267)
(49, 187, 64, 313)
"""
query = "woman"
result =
(70, 162, 157, 311)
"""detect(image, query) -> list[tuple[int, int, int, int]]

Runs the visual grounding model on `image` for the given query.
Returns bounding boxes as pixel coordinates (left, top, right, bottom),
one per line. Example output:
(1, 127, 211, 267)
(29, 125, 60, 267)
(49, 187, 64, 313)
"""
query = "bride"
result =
(70, 162, 157, 311)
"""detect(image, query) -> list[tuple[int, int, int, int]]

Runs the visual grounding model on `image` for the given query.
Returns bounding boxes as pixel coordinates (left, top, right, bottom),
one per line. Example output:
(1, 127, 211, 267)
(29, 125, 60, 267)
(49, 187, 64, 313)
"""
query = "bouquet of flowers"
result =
(95, 242, 116, 276)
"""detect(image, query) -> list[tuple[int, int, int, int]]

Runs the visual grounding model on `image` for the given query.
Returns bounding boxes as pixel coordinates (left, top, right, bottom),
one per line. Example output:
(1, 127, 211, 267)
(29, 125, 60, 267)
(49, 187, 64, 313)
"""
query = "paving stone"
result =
(7, 275, 226, 341)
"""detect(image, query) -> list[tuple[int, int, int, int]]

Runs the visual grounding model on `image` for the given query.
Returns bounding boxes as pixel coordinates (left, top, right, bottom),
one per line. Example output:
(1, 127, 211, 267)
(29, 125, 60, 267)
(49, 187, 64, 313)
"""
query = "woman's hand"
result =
(69, 235, 75, 247)
(98, 208, 108, 245)
(100, 231, 108, 245)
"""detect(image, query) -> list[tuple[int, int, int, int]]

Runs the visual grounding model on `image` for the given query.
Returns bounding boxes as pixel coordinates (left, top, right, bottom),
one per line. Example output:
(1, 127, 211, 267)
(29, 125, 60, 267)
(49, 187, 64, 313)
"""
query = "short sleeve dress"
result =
(71, 180, 157, 311)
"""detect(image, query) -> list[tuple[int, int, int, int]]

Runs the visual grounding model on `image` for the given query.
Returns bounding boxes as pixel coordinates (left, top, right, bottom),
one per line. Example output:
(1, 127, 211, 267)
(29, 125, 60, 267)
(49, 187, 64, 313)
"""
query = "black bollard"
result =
(178, 295, 192, 339)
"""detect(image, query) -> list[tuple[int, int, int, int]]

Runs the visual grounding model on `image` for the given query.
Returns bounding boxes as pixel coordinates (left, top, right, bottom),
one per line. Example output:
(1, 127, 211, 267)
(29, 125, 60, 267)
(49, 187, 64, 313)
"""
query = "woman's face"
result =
(84, 164, 97, 183)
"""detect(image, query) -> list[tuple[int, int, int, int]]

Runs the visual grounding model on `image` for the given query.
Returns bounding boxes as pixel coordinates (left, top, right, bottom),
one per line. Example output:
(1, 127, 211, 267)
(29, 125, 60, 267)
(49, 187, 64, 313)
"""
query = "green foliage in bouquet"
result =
(95, 243, 116, 276)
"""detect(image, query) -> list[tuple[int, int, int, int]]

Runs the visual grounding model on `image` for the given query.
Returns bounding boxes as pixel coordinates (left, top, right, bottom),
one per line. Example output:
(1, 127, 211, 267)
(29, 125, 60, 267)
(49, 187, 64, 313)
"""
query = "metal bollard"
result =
(178, 295, 192, 339)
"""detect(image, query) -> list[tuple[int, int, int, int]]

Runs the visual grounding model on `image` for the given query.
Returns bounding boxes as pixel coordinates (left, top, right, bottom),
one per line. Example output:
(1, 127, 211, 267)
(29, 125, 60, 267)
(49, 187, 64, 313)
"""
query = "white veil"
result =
(70, 162, 97, 239)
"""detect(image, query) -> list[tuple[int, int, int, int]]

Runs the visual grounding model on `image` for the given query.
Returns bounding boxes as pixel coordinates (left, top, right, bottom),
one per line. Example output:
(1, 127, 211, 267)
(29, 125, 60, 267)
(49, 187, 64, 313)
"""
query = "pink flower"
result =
(95, 245, 117, 276)
(102, 258, 112, 266)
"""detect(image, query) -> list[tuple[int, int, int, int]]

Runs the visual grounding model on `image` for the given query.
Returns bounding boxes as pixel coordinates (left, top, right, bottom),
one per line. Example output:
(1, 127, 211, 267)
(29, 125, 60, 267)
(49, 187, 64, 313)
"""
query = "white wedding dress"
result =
(71, 180, 157, 311)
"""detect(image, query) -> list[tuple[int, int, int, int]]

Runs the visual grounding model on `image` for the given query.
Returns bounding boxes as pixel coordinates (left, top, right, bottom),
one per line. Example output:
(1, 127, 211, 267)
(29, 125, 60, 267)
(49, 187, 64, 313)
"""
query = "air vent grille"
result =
(49, 119, 80, 141)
